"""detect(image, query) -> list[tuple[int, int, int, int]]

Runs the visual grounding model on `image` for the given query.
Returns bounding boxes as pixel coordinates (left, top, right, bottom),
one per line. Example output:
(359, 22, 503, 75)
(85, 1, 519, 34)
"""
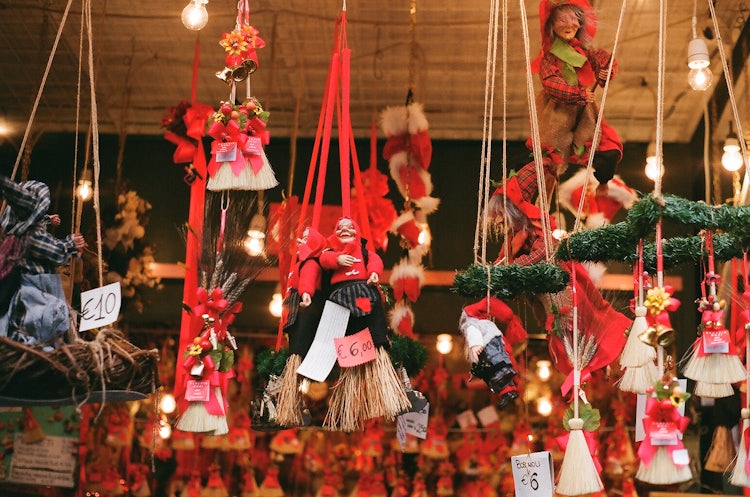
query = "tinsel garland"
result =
(255, 348, 290, 380)
(452, 263, 569, 299)
(389, 333, 429, 377)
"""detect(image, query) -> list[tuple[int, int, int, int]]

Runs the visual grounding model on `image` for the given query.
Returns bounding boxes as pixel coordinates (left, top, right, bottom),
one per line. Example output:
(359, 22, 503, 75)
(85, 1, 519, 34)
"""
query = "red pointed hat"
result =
(492, 176, 543, 222)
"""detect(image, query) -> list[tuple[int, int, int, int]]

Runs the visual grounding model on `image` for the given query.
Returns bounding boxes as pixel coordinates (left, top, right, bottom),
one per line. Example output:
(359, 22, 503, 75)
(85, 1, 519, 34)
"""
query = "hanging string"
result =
(707, 0, 750, 204)
(653, 0, 667, 198)
(71, 3, 86, 233)
(408, 0, 417, 92)
(83, 0, 104, 288)
(8, 0, 74, 181)
(572, 262, 580, 419)
(518, 0, 553, 261)
(473, 0, 500, 266)
(572, 0, 628, 233)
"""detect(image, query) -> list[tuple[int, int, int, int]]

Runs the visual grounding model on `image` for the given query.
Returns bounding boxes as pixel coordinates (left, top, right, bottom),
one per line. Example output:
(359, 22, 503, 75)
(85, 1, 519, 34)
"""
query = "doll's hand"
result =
(337, 254, 357, 267)
(72, 234, 87, 251)
(598, 67, 611, 81)
(583, 88, 596, 103)
(469, 345, 483, 363)
(367, 272, 379, 285)
(48, 214, 61, 227)
(300, 293, 312, 307)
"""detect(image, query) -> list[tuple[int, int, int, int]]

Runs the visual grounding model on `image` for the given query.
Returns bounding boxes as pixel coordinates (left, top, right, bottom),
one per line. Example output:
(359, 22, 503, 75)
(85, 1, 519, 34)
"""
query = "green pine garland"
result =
(255, 348, 290, 380)
(389, 333, 429, 378)
(452, 262, 569, 299)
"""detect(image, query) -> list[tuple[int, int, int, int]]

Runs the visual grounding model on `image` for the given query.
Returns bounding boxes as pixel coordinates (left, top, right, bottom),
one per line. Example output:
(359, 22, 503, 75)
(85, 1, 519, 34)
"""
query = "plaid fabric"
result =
(538, 48, 616, 105)
(21, 223, 78, 275)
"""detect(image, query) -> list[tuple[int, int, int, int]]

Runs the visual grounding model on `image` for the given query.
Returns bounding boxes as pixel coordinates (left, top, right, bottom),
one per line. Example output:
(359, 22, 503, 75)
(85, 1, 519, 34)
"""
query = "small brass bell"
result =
(654, 323, 675, 347)
(231, 59, 258, 82)
(638, 325, 658, 347)
(215, 67, 233, 84)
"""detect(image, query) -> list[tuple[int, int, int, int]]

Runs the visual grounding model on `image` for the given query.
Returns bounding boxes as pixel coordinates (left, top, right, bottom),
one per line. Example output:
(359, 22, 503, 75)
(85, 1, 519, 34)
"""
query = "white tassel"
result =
(618, 361, 659, 394)
(683, 348, 747, 384)
(635, 447, 692, 485)
(694, 381, 734, 398)
(207, 150, 279, 192)
(176, 387, 229, 436)
(619, 306, 656, 369)
(555, 419, 603, 496)
(731, 410, 750, 486)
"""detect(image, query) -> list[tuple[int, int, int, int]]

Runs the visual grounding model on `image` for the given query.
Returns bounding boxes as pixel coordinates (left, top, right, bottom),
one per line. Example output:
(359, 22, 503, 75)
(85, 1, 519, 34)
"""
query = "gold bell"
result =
(215, 67, 233, 84)
(231, 59, 258, 82)
(655, 323, 675, 347)
(638, 325, 658, 347)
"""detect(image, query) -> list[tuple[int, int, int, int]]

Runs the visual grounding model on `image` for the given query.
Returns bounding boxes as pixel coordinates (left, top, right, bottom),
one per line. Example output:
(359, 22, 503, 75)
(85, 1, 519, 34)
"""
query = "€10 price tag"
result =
(334, 328, 377, 367)
(79, 282, 122, 331)
(510, 451, 554, 497)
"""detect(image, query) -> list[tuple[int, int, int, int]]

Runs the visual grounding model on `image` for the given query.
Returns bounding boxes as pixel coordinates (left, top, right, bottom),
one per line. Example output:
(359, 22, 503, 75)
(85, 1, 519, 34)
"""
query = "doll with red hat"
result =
(319, 217, 410, 431)
(530, 0, 623, 193)
(458, 296, 527, 409)
(276, 226, 327, 427)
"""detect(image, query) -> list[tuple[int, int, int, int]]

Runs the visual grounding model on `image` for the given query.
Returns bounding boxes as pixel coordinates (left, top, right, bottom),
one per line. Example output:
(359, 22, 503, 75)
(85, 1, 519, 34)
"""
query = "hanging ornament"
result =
(635, 376, 692, 485)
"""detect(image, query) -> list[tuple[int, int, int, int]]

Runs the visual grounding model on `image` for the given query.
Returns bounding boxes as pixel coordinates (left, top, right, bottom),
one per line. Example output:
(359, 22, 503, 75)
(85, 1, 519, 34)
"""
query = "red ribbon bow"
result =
(207, 119, 249, 177)
(637, 397, 689, 467)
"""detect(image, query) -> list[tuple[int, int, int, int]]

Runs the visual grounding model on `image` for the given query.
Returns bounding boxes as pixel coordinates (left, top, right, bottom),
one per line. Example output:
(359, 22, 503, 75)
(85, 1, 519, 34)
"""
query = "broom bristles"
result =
(694, 381, 735, 399)
(635, 448, 692, 485)
(683, 352, 747, 384)
(619, 311, 656, 368)
(704, 425, 736, 473)
(731, 416, 750, 486)
(176, 388, 229, 436)
(618, 361, 659, 394)
(555, 424, 603, 496)
(276, 354, 304, 427)
(325, 366, 366, 432)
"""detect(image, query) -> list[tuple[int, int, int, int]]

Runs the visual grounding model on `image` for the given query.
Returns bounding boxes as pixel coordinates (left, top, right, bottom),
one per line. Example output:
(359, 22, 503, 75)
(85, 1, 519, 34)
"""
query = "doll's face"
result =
(297, 228, 309, 246)
(552, 6, 581, 42)
(335, 218, 357, 243)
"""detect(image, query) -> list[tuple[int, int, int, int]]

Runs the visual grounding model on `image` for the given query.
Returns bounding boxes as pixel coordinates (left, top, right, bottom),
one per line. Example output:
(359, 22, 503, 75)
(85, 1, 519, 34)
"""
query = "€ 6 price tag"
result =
(79, 282, 122, 331)
(510, 451, 553, 497)
(334, 328, 377, 367)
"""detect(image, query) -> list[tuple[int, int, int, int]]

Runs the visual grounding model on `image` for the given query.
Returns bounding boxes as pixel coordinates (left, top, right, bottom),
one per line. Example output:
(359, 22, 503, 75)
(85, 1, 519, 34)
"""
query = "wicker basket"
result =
(0, 327, 159, 404)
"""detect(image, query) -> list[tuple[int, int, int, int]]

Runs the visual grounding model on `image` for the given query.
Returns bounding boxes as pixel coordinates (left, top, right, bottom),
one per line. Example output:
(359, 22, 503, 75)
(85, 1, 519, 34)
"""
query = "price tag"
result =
(185, 379, 210, 402)
(396, 415, 407, 451)
(244, 136, 263, 154)
(510, 451, 554, 497)
(649, 421, 679, 446)
(297, 302, 349, 382)
(477, 405, 500, 427)
(703, 329, 730, 353)
(334, 328, 377, 367)
(672, 448, 690, 466)
(213, 141, 237, 163)
(79, 282, 121, 331)
(635, 378, 687, 442)
(402, 401, 429, 439)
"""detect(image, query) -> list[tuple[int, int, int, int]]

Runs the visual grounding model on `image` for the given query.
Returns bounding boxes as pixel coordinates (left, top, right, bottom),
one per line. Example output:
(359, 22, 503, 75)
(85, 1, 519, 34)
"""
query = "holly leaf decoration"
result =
(563, 403, 601, 432)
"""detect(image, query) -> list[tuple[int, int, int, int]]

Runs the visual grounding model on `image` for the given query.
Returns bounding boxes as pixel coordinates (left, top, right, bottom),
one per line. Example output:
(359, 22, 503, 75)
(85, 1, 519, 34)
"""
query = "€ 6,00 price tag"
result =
(334, 328, 377, 367)
(79, 282, 122, 331)
(510, 451, 554, 497)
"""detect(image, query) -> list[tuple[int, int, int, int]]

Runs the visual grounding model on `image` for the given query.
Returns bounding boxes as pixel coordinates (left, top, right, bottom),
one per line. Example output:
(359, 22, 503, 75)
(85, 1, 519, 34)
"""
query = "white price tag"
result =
(296, 301, 349, 381)
(455, 409, 478, 430)
(402, 402, 429, 439)
(79, 282, 121, 331)
(510, 451, 554, 497)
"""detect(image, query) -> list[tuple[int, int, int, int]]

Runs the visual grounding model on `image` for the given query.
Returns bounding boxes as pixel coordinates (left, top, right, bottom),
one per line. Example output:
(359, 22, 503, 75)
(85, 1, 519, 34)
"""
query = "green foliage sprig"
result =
(255, 348, 289, 380)
(389, 334, 429, 378)
(452, 262, 569, 299)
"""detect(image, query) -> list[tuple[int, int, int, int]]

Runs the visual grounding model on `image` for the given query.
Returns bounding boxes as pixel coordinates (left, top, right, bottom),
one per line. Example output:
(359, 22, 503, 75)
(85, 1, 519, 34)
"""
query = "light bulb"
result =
(76, 179, 92, 201)
(644, 155, 664, 181)
(158, 419, 172, 440)
(268, 291, 283, 318)
(537, 397, 553, 417)
(417, 223, 431, 246)
(181, 0, 209, 31)
(536, 360, 552, 381)
(436, 333, 453, 355)
(722, 137, 744, 172)
(159, 393, 177, 414)
(244, 229, 266, 256)
(688, 67, 713, 91)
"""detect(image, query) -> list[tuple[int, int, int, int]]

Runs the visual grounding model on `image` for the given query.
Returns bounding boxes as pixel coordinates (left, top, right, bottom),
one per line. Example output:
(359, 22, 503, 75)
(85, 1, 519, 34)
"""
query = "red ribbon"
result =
(207, 120, 249, 177)
(560, 367, 592, 397)
(637, 397, 689, 467)
(555, 429, 601, 472)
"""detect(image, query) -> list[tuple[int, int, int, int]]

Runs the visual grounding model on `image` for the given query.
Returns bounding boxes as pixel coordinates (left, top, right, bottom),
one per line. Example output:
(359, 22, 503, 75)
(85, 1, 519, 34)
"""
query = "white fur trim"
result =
(607, 175, 638, 208)
(380, 106, 408, 137)
(557, 169, 591, 215)
(389, 258, 425, 285)
(414, 196, 440, 215)
(585, 212, 607, 229)
(407, 102, 429, 134)
(390, 211, 415, 232)
(388, 150, 408, 193)
(389, 301, 414, 330)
